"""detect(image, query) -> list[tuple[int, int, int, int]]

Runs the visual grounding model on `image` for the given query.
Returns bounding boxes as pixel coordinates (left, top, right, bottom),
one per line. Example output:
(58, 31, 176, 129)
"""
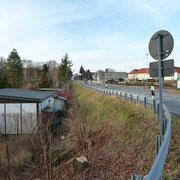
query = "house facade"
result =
(97, 70, 105, 82)
(129, 67, 180, 81)
(105, 72, 128, 82)
(96, 70, 128, 82)
(128, 69, 139, 80)
(128, 68, 150, 81)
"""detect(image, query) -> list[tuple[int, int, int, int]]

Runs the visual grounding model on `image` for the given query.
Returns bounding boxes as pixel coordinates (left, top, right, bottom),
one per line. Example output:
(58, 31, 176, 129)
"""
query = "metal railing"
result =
(79, 81, 171, 180)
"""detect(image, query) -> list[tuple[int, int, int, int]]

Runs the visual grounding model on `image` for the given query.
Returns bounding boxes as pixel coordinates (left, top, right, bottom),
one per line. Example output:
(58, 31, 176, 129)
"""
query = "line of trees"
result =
(0, 50, 73, 89)
(79, 65, 92, 80)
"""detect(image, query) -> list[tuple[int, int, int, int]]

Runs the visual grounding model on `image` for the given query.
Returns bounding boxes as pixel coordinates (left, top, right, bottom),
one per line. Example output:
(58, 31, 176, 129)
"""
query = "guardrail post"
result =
(130, 94, 133, 102)
(162, 109, 165, 135)
(157, 103, 160, 122)
(144, 97, 147, 107)
(120, 92, 122, 98)
(131, 173, 144, 180)
(156, 135, 161, 156)
(164, 116, 167, 133)
(125, 93, 127, 100)
(153, 99, 156, 114)
(136, 95, 139, 103)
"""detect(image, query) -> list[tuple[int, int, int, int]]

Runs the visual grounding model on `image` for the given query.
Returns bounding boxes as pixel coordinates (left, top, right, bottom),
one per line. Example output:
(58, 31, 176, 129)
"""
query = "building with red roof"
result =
(128, 68, 150, 81)
(129, 67, 180, 81)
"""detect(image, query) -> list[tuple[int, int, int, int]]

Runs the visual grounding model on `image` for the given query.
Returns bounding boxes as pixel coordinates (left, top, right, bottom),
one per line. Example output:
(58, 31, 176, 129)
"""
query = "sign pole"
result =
(157, 34, 164, 140)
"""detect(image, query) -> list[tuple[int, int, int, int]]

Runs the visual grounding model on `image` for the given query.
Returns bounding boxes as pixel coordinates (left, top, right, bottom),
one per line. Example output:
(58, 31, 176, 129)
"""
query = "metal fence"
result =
(80, 81, 171, 180)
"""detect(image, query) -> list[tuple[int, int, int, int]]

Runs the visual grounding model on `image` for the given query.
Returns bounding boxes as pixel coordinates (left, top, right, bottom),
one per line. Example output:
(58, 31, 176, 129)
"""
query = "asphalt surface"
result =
(81, 81, 180, 117)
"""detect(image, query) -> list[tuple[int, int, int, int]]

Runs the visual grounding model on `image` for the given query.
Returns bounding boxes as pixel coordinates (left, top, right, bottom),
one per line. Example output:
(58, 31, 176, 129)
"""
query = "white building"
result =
(128, 67, 180, 81)
(128, 68, 150, 81)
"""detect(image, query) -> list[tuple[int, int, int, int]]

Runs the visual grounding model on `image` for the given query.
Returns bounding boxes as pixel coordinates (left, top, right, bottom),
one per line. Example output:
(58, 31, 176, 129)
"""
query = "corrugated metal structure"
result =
(0, 88, 58, 134)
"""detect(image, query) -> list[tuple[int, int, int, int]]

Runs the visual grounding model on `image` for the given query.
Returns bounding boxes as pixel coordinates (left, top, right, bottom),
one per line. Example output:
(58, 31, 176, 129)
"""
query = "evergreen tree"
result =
(58, 53, 73, 83)
(39, 64, 50, 88)
(79, 65, 85, 80)
(0, 57, 8, 88)
(6, 49, 23, 88)
(86, 69, 91, 80)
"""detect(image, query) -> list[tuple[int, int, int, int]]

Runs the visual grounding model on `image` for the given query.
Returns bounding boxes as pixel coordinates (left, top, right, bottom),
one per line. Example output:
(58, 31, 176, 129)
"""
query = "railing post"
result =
(125, 93, 127, 100)
(120, 92, 122, 98)
(144, 97, 147, 107)
(153, 99, 156, 114)
(157, 103, 160, 122)
(156, 135, 161, 156)
(162, 109, 165, 135)
(130, 94, 133, 102)
(131, 174, 144, 180)
(137, 95, 139, 103)
(164, 117, 167, 133)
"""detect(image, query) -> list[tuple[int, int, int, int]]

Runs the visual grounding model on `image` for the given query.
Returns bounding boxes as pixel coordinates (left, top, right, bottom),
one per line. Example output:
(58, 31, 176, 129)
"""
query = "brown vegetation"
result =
(0, 83, 179, 179)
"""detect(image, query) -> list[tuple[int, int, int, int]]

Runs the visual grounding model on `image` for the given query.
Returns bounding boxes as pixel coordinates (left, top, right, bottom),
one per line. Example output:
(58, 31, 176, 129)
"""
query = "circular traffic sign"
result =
(148, 30, 174, 60)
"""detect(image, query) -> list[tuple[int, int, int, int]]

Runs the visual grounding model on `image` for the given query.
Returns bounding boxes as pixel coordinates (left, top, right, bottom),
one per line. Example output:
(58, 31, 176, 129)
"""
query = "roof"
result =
(174, 67, 180, 73)
(129, 68, 150, 74)
(0, 88, 56, 102)
(129, 69, 139, 74)
(138, 68, 150, 73)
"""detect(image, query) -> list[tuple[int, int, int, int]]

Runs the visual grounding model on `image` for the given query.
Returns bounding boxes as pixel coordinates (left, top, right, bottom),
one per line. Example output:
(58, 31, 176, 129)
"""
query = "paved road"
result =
(83, 81, 180, 117)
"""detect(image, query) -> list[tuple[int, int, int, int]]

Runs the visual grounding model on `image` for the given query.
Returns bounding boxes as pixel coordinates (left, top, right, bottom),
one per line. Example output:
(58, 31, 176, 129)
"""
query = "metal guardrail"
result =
(79, 81, 171, 180)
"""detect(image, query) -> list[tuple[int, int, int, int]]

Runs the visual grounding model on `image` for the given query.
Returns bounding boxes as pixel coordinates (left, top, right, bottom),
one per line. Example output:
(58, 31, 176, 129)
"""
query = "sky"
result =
(1, 0, 180, 73)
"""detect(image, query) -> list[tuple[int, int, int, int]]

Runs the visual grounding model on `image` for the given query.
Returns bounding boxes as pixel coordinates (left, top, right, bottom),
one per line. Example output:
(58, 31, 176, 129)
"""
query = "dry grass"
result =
(163, 115, 180, 179)
(168, 89, 180, 94)
(1, 82, 178, 179)
(61, 82, 159, 179)
(72, 83, 180, 179)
